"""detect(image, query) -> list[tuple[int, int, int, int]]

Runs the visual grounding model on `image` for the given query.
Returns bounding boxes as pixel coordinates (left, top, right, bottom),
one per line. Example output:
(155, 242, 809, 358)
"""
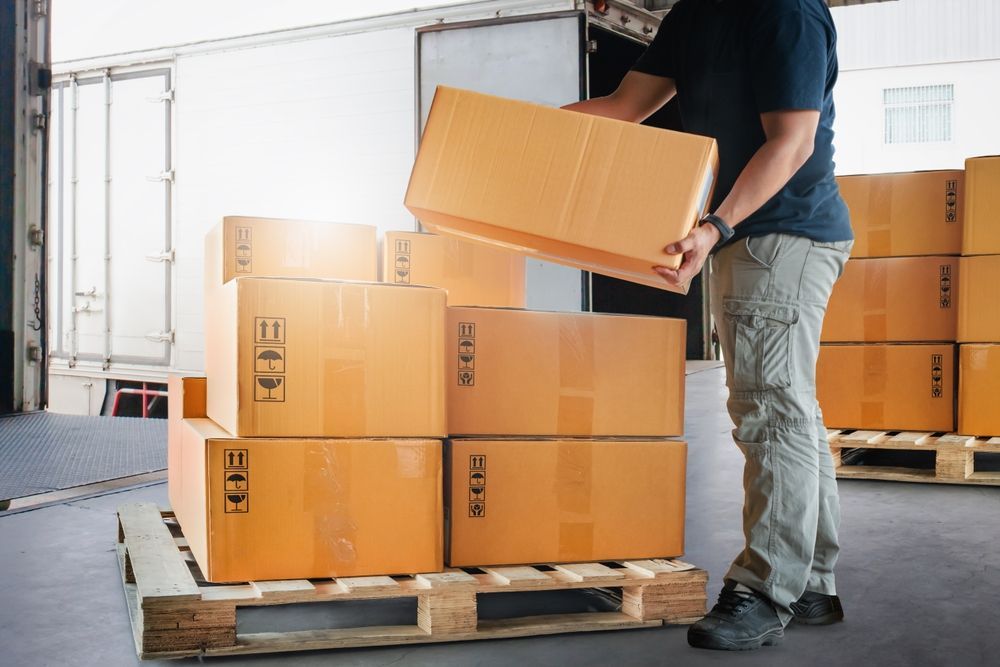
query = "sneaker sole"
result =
(791, 611, 844, 626)
(687, 627, 785, 651)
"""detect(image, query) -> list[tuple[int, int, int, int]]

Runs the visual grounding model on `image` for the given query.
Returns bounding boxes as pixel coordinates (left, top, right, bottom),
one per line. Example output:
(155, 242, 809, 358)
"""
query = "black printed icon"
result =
(395, 268, 410, 284)
(469, 502, 485, 518)
(945, 180, 958, 223)
(236, 227, 252, 241)
(225, 493, 249, 513)
(458, 322, 475, 338)
(235, 227, 253, 273)
(225, 449, 248, 470)
(255, 375, 285, 402)
(395, 255, 410, 268)
(225, 473, 248, 491)
(939, 266, 952, 308)
(470, 471, 486, 486)
(931, 354, 944, 398)
(255, 317, 286, 344)
(458, 338, 474, 353)
(459, 354, 475, 369)
(236, 243, 251, 257)
(395, 239, 411, 254)
(469, 486, 485, 501)
(458, 371, 474, 386)
(255, 346, 285, 373)
(470, 455, 485, 470)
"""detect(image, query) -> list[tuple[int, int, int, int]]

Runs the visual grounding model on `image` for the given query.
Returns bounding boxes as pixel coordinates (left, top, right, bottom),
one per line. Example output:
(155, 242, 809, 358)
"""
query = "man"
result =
(564, 0, 853, 652)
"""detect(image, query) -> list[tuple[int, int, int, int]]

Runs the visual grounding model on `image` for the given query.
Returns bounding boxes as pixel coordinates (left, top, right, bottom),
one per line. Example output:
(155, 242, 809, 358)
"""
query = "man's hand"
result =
(654, 223, 721, 288)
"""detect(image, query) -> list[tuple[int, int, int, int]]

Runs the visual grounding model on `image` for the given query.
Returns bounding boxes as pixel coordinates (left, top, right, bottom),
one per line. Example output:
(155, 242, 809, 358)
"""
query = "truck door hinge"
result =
(33, 0, 48, 17)
(148, 89, 174, 103)
(28, 226, 44, 247)
(147, 170, 174, 183)
(32, 112, 47, 132)
(27, 342, 43, 363)
(145, 330, 175, 344)
(145, 248, 175, 263)
(585, 39, 598, 54)
(29, 61, 52, 95)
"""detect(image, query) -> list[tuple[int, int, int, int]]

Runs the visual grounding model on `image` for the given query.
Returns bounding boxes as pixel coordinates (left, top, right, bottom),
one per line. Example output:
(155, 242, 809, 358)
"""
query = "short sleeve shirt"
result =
(632, 0, 852, 244)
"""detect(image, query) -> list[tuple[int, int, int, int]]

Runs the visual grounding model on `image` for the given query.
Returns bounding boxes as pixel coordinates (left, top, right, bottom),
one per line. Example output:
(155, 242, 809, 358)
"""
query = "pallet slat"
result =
(117, 505, 708, 660)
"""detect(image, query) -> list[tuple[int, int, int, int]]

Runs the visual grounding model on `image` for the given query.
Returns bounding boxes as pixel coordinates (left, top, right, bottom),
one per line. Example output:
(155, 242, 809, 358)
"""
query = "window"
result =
(883, 84, 954, 144)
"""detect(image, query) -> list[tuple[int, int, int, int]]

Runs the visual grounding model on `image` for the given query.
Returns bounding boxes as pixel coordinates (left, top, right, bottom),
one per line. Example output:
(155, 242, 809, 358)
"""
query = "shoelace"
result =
(714, 587, 757, 616)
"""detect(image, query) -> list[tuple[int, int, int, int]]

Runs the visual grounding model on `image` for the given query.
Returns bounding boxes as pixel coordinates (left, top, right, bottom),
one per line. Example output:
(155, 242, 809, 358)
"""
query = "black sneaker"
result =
(790, 590, 845, 625)
(687, 581, 784, 651)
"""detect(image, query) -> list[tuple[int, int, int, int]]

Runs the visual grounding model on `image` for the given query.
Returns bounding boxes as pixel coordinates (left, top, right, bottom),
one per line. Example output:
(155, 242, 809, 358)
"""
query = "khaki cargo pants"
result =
(710, 233, 852, 625)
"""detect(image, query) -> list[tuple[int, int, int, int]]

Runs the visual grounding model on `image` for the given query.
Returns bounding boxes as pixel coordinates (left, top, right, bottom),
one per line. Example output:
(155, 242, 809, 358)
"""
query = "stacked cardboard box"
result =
(818, 171, 963, 432)
(957, 156, 1000, 436)
(170, 217, 447, 583)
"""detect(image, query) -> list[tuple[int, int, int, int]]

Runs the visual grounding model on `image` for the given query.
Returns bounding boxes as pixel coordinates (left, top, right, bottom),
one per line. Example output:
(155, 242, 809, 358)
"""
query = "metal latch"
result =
(585, 39, 598, 54)
(27, 342, 43, 363)
(74, 286, 98, 297)
(145, 249, 175, 263)
(145, 330, 175, 344)
(147, 170, 174, 183)
(28, 226, 44, 247)
(148, 89, 174, 103)
(73, 302, 102, 314)
(33, 0, 48, 17)
(32, 112, 47, 132)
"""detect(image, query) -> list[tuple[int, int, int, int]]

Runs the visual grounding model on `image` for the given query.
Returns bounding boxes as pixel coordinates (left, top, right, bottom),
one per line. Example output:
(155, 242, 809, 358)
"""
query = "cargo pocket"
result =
(724, 299, 799, 392)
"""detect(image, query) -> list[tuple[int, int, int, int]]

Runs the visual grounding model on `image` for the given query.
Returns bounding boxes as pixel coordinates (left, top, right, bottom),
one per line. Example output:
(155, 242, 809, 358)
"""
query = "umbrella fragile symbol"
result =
(256, 348, 284, 372)
(225, 473, 247, 490)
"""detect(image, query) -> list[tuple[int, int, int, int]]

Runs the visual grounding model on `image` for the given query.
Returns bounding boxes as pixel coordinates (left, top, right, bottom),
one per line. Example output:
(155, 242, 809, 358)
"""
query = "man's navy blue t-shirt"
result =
(632, 0, 852, 244)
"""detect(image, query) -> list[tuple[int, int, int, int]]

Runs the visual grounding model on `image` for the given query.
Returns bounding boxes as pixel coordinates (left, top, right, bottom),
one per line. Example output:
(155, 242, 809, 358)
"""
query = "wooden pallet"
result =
(827, 430, 1000, 486)
(117, 503, 708, 660)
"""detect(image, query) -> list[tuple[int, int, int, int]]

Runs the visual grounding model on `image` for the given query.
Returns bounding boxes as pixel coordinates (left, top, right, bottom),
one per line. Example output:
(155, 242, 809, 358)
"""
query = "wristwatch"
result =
(699, 213, 735, 250)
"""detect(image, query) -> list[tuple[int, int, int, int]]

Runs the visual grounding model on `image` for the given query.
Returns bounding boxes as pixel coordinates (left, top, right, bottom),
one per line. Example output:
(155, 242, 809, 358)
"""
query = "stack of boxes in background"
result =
(818, 169, 962, 432)
(958, 157, 1000, 436)
(166, 86, 714, 584)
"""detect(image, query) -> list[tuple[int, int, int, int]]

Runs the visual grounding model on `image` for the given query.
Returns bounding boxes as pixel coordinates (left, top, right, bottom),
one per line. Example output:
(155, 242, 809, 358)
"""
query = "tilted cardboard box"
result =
(167, 375, 207, 499)
(958, 344, 1000, 436)
(822, 256, 958, 342)
(382, 231, 526, 307)
(836, 171, 963, 258)
(958, 255, 1000, 343)
(172, 418, 443, 582)
(205, 277, 446, 438)
(405, 86, 717, 293)
(963, 156, 1000, 256)
(817, 344, 955, 432)
(447, 438, 687, 567)
(205, 216, 377, 286)
(446, 306, 686, 436)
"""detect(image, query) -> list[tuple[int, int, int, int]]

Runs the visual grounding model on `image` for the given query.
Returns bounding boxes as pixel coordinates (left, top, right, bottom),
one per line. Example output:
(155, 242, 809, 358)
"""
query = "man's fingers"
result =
(653, 266, 682, 286)
(664, 236, 695, 254)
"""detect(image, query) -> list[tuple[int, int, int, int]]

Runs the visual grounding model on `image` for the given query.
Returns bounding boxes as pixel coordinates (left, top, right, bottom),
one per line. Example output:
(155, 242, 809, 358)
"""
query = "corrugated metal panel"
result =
(834, 0, 1000, 71)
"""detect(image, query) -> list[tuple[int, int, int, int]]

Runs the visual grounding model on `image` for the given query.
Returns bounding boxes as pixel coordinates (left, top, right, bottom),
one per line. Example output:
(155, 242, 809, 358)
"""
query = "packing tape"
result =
(861, 346, 888, 428)
(556, 440, 595, 561)
(304, 440, 358, 566)
(862, 260, 889, 341)
(866, 179, 894, 257)
(557, 317, 597, 434)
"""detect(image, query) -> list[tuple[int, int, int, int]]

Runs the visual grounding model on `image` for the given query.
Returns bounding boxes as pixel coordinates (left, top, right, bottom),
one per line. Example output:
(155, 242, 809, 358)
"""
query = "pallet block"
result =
(117, 503, 708, 660)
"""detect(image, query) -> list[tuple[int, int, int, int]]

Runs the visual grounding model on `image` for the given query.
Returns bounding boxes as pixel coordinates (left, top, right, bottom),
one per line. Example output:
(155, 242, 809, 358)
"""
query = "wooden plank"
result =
(554, 563, 626, 583)
(886, 432, 934, 447)
(936, 434, 976, 448)
(337, 576, 401, 594)
(622, 559, 696, 579)
(117, 502, 200, 603)
(837, 430, 891, 446)
(936, 447, 973, 481)
(251, 580, 316, 601)
(483, 566, 551, 587)
(417, 592, 477, 634)
(836, 466, 935, 482)
(415, 570, 478, 589)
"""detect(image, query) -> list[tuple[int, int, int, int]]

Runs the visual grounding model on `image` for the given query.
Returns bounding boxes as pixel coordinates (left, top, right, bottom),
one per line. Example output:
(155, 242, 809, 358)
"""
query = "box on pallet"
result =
(816, 344, 955, 432)
(446, 306, 686, 436)
(836, 170, 963, 257)
(822, 256, 959, 342)
(167, 375, 206, 497)
(171, 417, 443, 583)
(205, 216, 377, 286)
(405, 86, 718, 293)
(963, 156, 1000, 256)
(959, 344, 1000, 436)
(205, 277, 446, 438)
(958, 255, 1000, 343)
(382, 231, 526, 307)
(446, 438, 687, 567)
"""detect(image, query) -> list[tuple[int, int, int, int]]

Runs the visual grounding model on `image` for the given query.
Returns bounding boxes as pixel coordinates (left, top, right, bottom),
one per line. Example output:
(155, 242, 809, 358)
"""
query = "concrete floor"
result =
(2, 366, 999, 667)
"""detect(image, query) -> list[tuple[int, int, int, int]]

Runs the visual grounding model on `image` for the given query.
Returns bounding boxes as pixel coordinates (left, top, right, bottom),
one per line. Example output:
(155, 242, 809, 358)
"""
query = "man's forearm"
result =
(562, 96, 638, 122)
(714, 135, 814, 228)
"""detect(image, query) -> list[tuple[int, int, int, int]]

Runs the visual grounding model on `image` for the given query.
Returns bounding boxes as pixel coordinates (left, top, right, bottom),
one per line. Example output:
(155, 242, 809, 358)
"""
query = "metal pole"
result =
(103, 69, 111, 369)
(68, 73, 78, 364)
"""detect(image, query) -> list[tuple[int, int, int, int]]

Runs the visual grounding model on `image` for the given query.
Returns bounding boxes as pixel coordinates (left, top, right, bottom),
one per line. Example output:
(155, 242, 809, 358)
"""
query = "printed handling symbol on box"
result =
(394, 266, 411, 284)
(458, 370, 475, 387)
(469, 502, 485, 518)
(224, 449, 248, 470)
(254, 375, 285, 402)
(469, 486, 485, 501)
(458, 338, 475, 354)
(395, 239, 411, 254)
(458, 353, 475, 370)
(255, 317, 286, 344)
(458, 322, 475, 338)
(255, 346, 285, 373)
(224, 471, 248, 491)
(470, 455, 486, 470)
(235, 226, 253, 273)
(225, 493, 249, 514)
(469, 470, 486, 486)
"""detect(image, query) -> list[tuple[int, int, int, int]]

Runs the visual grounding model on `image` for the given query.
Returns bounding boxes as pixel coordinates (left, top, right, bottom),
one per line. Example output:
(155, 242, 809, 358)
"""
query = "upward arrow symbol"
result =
(272, 321, 281, 339)
(259, 320, 268, 339)
(228, 452, 235, 466)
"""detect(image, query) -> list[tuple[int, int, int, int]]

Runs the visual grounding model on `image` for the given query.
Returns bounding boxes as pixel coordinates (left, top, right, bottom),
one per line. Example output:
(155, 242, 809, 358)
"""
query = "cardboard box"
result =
(447, 438, 686, 567)
(172, 418, 443, 582)
(405, 86, 717, 293)
(383, 231, 526, 307)
(167, 375, 207, 500)
(958, 255, 1000, 342)
(446, 306, 686, 436)
(821, 257, 958, 342)
(837, 171, 963, 257)
(205, 216, 377, 287)
(816, 344, 955, 432)
(958, 344, 1000, 435)
(205, 277, 446, 438)
(963, 156, 1000, 256)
